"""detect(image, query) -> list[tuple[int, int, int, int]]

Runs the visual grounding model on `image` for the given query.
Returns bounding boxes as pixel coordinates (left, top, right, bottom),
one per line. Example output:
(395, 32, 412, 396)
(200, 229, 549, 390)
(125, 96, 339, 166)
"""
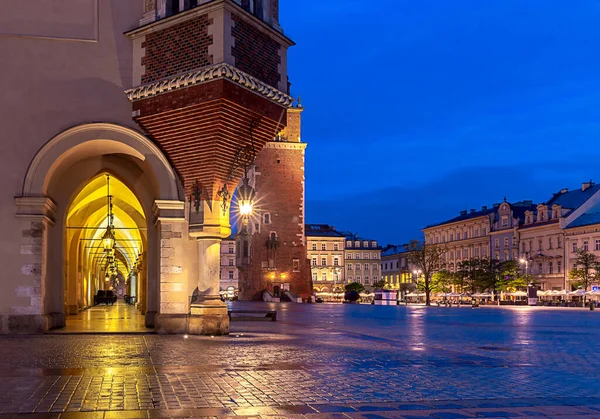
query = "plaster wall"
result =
(0, 1, 144, 313)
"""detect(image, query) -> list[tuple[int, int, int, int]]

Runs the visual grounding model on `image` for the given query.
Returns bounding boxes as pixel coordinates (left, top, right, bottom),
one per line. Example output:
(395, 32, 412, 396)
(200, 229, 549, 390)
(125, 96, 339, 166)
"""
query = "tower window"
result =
(167, 0, 180, 16)
(276, 159, 281, 164)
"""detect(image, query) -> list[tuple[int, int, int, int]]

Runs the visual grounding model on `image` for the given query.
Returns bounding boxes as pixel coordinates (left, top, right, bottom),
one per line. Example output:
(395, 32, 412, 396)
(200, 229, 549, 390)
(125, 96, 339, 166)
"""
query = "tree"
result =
(569, 249, 599, 293)
(406, 239, 447, 306)
(497, 260, 528, 292)
(372, 279, 388, 290)
(345, 282, 365, 293)
(431, 270, 454, 294)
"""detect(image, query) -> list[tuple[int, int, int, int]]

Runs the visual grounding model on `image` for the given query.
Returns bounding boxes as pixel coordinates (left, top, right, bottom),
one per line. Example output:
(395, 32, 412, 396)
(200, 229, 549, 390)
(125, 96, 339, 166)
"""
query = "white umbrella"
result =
(444, 292, 461, 297)
(406, 292, 425, 297)
(510, 291, 528, 297)
(569, 289, 587, 296)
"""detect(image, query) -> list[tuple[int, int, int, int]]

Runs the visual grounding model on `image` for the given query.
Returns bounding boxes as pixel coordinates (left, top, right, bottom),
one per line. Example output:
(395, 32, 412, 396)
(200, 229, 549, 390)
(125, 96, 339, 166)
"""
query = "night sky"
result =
(280, 0, 600, 246)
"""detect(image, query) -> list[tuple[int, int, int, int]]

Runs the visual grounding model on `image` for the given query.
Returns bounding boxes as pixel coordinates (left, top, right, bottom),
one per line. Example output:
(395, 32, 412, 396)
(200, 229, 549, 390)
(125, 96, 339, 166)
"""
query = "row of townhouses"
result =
(420, 181, 600, 291)
(219, 224, 382, 293)
(220, 180, 600, 294)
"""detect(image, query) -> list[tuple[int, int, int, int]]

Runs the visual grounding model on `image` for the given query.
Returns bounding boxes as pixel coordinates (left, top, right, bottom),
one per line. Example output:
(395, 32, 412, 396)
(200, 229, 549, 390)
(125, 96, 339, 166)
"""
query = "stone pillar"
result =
(4, 198, 58, 333)
(153, 200, 196, 334)
(189, 238, 229, 335)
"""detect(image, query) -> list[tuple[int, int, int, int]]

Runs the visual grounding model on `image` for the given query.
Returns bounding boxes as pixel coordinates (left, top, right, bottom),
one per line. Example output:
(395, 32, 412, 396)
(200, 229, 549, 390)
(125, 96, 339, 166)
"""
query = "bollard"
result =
(591, 302, 595, 311)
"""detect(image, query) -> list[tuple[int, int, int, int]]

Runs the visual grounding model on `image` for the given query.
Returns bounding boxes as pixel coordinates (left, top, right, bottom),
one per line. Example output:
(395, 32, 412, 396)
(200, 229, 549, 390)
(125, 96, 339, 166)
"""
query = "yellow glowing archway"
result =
(64, 173, 147, 315)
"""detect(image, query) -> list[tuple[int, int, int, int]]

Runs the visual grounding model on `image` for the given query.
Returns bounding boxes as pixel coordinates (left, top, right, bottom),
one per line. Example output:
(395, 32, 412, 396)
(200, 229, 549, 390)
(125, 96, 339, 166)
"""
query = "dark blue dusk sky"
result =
(280, 0, 600, 246)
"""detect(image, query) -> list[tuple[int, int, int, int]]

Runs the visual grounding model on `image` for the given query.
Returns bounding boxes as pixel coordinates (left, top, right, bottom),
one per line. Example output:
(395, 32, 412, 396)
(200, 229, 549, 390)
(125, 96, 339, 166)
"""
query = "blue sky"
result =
(280, 0, 600, 246)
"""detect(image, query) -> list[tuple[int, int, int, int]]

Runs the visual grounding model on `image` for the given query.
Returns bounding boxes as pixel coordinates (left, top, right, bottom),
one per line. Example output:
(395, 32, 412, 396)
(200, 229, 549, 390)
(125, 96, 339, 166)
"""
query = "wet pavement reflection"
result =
(0, 303, 599, 418)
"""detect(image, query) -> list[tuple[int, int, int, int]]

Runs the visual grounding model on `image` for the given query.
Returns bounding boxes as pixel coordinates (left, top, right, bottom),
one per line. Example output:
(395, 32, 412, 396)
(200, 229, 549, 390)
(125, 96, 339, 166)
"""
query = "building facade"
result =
(220, 238, 239, 292)
(380, 245, 411, 289)
(344, 235, 382, 289)
(237, 107, 312, 301)
(423, 207, 495, 272)
(305, 225, 346, 292)
(517, 183, 600, 290)
(489, 200, 537, 262)
(1, 0, 297, 334)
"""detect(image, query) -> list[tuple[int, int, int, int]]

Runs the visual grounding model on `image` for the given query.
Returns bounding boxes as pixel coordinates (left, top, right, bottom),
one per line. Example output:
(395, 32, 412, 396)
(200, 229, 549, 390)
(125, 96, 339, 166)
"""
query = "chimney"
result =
(470, 209, 476, 214)
(460, 210, 467, 215)
(482, 206, 488, 210)
(560, 188, 568, 194)
(582, 181, 593, 192)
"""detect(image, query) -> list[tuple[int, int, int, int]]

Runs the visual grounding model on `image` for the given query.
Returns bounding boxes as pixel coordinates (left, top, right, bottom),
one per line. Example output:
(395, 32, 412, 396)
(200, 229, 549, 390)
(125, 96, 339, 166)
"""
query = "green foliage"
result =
(406, 239, 447, 306)
(569, 249, 599, 290)
(496, 260, 528, 292)
(372, 280, 388, 290)
(431, 270, 454, 293)
(345, 282, 365, 293)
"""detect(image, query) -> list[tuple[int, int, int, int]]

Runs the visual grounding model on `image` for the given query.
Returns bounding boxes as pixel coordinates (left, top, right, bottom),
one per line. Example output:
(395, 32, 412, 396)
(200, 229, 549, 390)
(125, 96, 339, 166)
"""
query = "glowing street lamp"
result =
(519, 258, 529, 287)
(102, 226, 115, 251)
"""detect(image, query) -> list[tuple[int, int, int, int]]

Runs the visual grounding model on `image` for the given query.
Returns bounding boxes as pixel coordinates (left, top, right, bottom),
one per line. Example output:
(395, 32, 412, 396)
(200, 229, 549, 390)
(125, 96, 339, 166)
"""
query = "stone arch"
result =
(22, 122, 182, 201)
(18, 123, 184, 331)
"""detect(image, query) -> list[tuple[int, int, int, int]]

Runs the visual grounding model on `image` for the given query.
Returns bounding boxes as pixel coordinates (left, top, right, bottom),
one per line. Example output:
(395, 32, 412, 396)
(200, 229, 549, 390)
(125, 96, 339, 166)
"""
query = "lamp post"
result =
(519, 258, 529, 288)
(520, 257, 537, 306)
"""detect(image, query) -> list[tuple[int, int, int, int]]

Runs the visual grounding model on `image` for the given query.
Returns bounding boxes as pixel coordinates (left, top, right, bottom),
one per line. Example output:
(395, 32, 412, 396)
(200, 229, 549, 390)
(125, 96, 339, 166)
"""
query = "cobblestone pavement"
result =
(0, 304, 599, 418)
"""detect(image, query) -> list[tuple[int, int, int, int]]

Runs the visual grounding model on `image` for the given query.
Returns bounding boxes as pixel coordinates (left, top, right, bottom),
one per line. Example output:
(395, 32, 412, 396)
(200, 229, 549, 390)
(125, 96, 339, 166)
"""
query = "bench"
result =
(227, 310, 277, 322)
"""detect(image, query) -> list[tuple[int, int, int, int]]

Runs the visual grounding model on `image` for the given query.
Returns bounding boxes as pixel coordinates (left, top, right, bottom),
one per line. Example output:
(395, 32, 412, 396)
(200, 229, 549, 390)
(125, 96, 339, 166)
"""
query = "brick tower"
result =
(123, 0, 296, 333)
(238, 104, 312, 301)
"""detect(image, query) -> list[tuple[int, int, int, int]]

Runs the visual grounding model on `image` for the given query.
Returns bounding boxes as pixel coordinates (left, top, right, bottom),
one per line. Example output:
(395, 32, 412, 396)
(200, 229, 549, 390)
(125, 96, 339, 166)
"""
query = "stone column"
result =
(153, 200, 196, 334)
(5, 197, 58, 334)
(189, 238, 229, 335)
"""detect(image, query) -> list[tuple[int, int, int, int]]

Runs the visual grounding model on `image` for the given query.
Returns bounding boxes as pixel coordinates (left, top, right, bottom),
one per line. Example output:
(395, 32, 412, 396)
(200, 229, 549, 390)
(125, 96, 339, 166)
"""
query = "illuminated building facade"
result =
(306, 225, 346, 292)
(0, 0, 296, 334)
(380, 245, 411, 288)
(344, 234, 382, 289)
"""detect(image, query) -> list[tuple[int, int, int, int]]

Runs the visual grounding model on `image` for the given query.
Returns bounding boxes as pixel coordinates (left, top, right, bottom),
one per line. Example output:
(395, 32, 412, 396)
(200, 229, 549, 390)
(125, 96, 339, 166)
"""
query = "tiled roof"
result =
(305, 224, 346, 238)
(425, 207, 497, 229)
(546, 184, 600, 211)
(566, 201, 600, 229)
(381, 245, 408, 257)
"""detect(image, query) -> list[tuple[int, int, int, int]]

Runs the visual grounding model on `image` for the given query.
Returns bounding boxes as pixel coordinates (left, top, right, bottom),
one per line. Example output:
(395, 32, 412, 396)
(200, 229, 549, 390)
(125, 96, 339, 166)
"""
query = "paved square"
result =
(0, 304, 599, 418)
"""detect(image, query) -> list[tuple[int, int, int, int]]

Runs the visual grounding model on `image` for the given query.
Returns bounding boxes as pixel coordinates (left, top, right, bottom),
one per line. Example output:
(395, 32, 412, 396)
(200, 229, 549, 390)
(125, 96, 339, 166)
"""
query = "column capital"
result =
(153, 200, 186, 224)
(15, 196, 57, 225)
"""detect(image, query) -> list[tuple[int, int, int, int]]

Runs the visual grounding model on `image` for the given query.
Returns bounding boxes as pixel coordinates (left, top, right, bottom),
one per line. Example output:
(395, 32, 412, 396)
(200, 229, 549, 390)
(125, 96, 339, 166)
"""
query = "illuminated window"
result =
(293, 259, 300, 272)
(334, 243, 339, 251)
(321, 272, 327, 281)
(312, 243, 316, 251)
(312, 272, 317, 281)
(321, 257, 326, 266)
(321, 243, 326, 251)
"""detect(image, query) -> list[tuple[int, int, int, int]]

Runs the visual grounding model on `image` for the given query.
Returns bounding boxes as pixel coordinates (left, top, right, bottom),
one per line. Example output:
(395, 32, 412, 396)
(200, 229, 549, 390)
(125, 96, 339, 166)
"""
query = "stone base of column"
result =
(67, 305, 79, 315)
(145, 311, 158, 329)
(48, 312, 66, 329)
(155, 313, 188, 334)
(188, 299, 229, 336)
(0, 314, 51, 334)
